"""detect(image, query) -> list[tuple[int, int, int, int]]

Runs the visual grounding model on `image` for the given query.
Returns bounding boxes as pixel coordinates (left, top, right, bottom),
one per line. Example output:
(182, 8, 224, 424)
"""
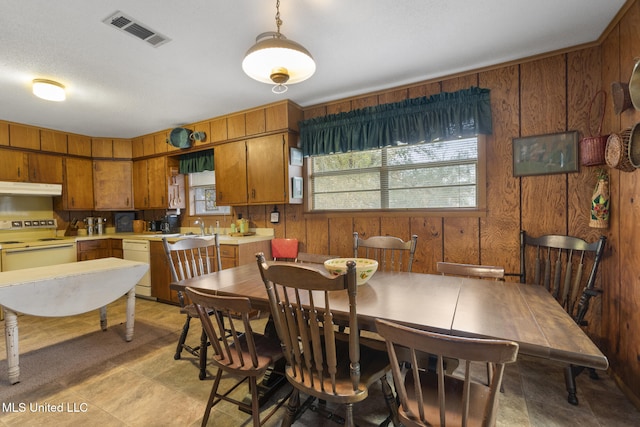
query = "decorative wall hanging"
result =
(513, 131, 579, 177)
(589, 169, 610, 229)
(628, 121, 640, 169)
(605, 128, 635, 172)
(580, 91, 608, 166)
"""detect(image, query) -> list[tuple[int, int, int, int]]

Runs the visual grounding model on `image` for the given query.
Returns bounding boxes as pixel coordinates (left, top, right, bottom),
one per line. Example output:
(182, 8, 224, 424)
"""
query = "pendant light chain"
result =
(275, 0, 282, 36)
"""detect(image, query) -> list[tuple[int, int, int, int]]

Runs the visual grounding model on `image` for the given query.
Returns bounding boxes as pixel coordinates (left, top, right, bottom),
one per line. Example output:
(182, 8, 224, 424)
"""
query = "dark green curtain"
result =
(179, 149, 214, 173)
(299, 87, 492, 156)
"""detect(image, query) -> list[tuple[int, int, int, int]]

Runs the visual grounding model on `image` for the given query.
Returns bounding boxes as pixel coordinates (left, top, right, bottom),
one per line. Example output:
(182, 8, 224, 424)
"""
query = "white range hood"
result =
(0, 181, 62, 196)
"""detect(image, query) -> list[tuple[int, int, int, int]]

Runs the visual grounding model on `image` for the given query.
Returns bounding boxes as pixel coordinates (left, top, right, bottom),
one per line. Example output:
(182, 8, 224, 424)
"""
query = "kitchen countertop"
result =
(71, 229, 274, 246)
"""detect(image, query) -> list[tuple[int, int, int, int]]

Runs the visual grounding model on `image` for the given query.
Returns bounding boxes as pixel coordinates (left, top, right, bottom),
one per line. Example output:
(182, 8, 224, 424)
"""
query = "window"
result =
(308, 136, 485, 212)
(189, 171, 231, 215)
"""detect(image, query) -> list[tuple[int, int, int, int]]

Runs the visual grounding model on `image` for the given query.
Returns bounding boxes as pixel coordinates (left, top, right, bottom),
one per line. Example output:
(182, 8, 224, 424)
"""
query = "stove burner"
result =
(38, 238, 62, 241)
(0, 241, 23, 244)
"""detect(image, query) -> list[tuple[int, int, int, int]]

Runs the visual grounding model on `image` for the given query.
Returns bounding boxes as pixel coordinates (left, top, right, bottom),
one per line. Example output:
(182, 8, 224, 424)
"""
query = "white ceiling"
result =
(0, 0, 627, 139)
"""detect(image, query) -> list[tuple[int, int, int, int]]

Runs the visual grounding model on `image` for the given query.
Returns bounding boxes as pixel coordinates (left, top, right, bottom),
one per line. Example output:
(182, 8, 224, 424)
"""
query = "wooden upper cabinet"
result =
(92, 138, 113, 158)
(131, 137, 144, 158)
(192, 121, 210, 147)
(59, 157, 94, 210)
(214, 133, 292, 206)
(227, 114, 246, 139)
(246, 133, 287, 204)
(40, 130, 68, 153)
(9, 124, 40, 150)
(68, 134, 92, 157)
(0, 148, 28, 181)
(93, 160, 133, 210)
(210, 117, 227, 143)
(133, 160, 149, 208)
(0, 122, 8, 146)
(142, 135, 155, 157)
(113, 139, 132, 159)
(28, 152, 64, 183)
(154, 131, 169, 154)
(147, 156, 168, 208)
(215, 141, 248, 205)
(266, 101, 303, 132)
(246, 109, 265, 136)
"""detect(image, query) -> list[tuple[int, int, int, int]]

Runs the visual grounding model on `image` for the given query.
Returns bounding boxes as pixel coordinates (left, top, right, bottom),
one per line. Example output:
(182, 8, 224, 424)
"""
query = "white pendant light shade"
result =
(32, 79, 66, 101)
(242, 0, 315, 93)
(242, 33, 316, 85)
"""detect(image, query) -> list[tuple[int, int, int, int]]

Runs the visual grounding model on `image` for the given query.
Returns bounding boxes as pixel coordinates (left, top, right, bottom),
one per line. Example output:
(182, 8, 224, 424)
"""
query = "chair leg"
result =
(249, 377, 261, 427)
(175, 315, 192, 360)
(202, 369, 223, 427)
(344, 403, 354, 427)
(380, 376, 401, 427)
(282, 389, 300, 427)
(199, 328, 208, 380)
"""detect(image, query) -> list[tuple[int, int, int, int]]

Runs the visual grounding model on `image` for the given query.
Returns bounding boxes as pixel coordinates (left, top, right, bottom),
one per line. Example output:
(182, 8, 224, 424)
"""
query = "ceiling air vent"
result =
(103, 11, 171, 48)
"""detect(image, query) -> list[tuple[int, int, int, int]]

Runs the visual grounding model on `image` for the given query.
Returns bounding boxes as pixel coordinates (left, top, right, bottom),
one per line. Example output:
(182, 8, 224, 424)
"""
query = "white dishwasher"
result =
(122, 239, 153, 299)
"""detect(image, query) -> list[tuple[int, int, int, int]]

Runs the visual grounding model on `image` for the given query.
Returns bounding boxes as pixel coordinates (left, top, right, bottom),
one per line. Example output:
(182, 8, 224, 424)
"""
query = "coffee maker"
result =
(160, 214, 180, 234)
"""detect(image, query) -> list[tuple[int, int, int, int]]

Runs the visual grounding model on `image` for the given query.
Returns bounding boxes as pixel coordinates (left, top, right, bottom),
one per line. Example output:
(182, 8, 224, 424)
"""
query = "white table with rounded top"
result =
(0, 257, 149, 384)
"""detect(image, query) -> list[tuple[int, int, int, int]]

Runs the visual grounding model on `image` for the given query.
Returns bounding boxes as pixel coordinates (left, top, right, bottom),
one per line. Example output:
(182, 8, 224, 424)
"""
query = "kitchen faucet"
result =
(194, 217, 205, 236)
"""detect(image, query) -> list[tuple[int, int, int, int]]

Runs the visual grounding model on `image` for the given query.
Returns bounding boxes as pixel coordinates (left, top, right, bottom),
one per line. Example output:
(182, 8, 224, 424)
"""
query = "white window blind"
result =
(310, 137, 479, 211)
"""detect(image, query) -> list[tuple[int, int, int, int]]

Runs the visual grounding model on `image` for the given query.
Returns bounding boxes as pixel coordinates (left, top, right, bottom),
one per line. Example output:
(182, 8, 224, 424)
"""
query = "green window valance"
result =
(179, 149, 214, 174)
(299, 86, 492, 156)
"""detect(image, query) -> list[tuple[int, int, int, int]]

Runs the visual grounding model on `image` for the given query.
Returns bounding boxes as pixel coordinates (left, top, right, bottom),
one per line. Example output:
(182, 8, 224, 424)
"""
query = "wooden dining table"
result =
(171, 262, 608, 371)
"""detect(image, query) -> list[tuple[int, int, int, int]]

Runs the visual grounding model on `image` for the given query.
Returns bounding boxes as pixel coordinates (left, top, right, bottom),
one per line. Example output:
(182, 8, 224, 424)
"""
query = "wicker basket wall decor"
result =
(628, 121, 640, 169)
(580, 91, 608, 166)
(605, 128, 635, 172)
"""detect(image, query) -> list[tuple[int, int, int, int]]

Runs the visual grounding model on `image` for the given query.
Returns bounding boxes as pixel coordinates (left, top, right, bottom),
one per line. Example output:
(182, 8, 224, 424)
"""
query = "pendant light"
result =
(32, 79, 66, 101)
(242, 0, 315, 94)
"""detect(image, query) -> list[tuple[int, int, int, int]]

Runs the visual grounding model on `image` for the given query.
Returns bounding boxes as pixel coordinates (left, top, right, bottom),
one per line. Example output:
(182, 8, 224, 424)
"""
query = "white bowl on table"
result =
(324, 258, 378, 286)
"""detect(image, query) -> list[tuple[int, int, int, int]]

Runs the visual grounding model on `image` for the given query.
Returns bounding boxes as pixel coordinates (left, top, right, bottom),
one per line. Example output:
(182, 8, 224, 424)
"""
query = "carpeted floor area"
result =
(0, 296, 638, 426)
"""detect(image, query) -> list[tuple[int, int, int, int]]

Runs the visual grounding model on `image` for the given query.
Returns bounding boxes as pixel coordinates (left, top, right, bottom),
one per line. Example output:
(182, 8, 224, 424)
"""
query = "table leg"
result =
(126, 287, 135, 342)
(4, 308, 20, 384)
(100, 306, 107, 331)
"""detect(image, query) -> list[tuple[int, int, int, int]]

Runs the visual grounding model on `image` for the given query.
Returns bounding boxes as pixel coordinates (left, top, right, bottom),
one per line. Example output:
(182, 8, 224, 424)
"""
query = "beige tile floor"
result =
(0, 297, 638, 426)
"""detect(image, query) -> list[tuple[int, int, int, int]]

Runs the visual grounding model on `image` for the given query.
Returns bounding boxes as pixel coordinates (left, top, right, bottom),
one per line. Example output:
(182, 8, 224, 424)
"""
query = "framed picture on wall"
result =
(290, 147, 303, 166)
(292, 176, 303, 198)
(512, 131, 580, 177)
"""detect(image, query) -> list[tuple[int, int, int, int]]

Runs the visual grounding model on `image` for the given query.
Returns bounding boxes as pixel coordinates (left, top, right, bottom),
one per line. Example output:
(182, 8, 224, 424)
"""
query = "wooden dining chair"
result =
(163, 236, 222, 380)
(354, 232, 418, 272)
(271, 237, 299, 261)
(436, 262, 505, 280)
(375, 318, 519, 427)
(185, 287, 287, 427)
(520, 230, 606, 405)
(256, 252, 401, 427)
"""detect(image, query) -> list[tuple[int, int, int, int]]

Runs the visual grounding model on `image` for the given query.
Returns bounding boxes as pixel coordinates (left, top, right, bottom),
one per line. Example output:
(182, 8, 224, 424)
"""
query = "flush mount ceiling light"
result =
(32, 79, 66, 101)
(242, 0, 315, 94)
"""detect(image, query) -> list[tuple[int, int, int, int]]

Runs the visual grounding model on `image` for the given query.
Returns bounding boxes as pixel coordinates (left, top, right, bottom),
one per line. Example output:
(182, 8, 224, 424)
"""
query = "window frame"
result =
(303, 135, 487, 217)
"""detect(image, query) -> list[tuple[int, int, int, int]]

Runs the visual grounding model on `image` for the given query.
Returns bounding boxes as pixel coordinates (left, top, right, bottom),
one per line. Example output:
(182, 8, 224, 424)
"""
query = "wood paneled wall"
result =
(242, 1, 640, 405)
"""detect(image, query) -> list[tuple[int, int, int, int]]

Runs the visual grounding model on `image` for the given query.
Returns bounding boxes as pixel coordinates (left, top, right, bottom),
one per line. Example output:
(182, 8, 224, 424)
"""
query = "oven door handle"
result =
(3, 243, 76, 254)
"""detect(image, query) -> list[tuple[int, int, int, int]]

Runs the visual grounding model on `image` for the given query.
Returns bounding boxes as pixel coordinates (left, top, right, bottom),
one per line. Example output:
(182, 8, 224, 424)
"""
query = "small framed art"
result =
(290, 147, 303, 166)
(512, 131, 579, 177)
(292, 177, 303, 198)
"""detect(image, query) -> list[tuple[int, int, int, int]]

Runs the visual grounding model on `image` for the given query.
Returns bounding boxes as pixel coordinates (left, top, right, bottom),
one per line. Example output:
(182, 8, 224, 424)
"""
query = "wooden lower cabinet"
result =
(111, 239, 123, 259)
(150, 240, 174, 303)
(150, 239, 271, 305)
(77, 239, 122, 261)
